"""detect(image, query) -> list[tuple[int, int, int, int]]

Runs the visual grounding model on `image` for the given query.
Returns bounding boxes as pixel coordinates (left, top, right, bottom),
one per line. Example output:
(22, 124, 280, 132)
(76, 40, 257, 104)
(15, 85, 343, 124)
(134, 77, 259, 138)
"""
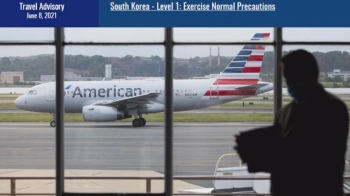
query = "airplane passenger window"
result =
(143, 90, 145, 93)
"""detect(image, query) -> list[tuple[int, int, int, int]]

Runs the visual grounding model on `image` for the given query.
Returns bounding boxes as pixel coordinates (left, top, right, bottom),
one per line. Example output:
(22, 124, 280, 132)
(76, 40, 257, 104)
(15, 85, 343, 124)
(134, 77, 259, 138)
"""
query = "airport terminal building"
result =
(328, 69, 350, 81)
(0, 71, 23, 83)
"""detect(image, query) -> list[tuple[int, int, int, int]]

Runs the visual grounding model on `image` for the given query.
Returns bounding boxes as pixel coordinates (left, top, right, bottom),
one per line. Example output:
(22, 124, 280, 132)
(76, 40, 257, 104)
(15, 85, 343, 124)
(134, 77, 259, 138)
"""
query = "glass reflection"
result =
(0, 28, 53, 41)
(283, 28, 350, 42)
(174, 28, 274, 42)
(65, 28, 164, 42)
(173, 44, 274, 191)
(0, 46, 56, 195)
(63, 45, 165, 193)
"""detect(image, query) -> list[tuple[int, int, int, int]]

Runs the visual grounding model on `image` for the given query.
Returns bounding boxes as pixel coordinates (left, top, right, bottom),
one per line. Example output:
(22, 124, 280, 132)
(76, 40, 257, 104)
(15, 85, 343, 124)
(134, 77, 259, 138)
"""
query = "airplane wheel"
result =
(139, 118, 146, 126)
(50, 121, 56, 127)
(132, 119, 141, 127)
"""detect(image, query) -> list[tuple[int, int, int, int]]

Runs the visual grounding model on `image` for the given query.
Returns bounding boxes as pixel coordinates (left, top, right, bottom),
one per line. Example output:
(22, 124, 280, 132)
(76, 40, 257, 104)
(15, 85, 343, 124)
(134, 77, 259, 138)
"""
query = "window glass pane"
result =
(173, 44, 274, 193)
(0, 28, 54, 42)
(282, 45, 350, 91)
(174, 28, 274, 42)
(65, 28, 164, 42)
(283, 28, 350, 42)
(0, 46, 56, 195)
(63, 46, 169, 194)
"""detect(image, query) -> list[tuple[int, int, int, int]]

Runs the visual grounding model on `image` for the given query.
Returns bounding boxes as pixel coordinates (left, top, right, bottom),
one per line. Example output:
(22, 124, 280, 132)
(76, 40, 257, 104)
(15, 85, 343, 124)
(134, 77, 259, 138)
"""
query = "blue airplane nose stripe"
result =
(65, 85, 72, 90)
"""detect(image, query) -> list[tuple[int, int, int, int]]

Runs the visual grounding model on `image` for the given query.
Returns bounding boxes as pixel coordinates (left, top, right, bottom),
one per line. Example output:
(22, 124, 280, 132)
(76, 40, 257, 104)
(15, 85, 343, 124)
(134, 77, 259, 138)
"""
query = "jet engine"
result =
(82, 105, 126, 122)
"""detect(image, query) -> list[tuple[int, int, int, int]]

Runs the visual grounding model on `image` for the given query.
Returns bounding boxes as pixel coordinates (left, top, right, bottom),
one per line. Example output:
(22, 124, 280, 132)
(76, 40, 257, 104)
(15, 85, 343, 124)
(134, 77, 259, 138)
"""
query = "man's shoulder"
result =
(276, 101, 294, 118)
(324, 91, 347, 108)
(280, 101, 294, 112)
(318, 91, 349, 119)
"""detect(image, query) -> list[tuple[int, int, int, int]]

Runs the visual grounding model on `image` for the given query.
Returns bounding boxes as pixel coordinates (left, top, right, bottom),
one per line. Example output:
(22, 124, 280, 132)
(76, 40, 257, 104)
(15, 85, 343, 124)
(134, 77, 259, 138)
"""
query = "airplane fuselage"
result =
(14, 79, 273, 114)
(13, 32, 273, 127)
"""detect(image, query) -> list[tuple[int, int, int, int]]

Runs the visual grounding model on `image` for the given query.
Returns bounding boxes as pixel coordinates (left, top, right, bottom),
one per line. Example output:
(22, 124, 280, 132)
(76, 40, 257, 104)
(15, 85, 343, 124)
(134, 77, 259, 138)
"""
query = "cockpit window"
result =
(27, 90, 37, 95)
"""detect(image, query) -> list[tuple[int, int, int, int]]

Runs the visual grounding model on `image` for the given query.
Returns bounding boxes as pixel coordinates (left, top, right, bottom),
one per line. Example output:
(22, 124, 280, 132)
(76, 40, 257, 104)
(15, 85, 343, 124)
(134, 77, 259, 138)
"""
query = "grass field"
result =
(0, 102, 287, 110)
(0, 94, 21, 100)
(1, 94, 350, 122)
(0, 103, 17, 109)
(0, 113, 275, 123)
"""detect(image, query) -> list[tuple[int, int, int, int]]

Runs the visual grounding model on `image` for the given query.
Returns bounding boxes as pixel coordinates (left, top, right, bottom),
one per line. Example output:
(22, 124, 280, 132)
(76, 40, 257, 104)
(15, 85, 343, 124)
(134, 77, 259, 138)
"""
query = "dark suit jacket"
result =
(237, 84, 349, 196)
(273, 85, 349, 196)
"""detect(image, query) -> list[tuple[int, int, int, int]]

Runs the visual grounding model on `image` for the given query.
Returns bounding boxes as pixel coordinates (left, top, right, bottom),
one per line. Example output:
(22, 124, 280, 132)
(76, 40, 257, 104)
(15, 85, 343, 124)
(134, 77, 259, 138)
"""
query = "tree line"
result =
(0, 50, 349, 81)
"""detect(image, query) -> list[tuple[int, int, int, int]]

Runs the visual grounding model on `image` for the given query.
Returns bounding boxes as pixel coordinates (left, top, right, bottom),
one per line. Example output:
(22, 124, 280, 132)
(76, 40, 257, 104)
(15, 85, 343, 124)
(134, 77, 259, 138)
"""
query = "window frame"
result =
(2, 27, 350, 196)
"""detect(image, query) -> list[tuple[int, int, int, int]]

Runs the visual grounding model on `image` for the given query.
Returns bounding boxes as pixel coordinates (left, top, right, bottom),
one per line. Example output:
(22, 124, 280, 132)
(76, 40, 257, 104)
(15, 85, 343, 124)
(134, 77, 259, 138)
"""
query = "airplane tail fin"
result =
(214, 33, 270, 85)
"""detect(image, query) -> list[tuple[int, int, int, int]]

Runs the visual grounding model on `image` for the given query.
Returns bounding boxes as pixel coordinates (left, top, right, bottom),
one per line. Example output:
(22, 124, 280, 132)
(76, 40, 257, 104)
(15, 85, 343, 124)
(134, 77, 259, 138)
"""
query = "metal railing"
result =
(1, 175, 350, 196)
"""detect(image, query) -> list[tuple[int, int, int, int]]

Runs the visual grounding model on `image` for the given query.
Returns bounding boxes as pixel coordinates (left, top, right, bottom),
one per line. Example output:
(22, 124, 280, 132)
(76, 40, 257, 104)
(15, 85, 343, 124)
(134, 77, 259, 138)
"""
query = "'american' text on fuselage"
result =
(71, 86, 142, 98)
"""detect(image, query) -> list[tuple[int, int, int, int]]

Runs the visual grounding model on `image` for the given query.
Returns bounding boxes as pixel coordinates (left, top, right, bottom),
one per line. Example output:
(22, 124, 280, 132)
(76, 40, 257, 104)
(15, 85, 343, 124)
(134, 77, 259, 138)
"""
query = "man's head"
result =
(281, 49, 319, 86)
(281, 49, 320, 101)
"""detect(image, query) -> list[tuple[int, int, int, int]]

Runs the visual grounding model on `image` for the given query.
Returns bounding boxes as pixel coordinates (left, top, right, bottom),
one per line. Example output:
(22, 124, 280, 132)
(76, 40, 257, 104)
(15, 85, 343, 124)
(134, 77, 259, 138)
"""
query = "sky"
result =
(0, 28, 349, 58)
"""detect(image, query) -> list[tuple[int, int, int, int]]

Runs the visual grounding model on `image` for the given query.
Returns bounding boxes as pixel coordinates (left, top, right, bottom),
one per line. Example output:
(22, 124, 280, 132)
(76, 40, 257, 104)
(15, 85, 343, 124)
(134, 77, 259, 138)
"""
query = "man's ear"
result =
(280, 62, 290, 86)
(279, 61, 284, 71)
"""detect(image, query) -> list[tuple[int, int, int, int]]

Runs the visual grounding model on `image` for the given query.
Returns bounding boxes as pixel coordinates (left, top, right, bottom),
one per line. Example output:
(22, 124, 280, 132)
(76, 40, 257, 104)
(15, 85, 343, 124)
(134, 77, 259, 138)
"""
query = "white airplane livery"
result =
(14, 33, 273, 127)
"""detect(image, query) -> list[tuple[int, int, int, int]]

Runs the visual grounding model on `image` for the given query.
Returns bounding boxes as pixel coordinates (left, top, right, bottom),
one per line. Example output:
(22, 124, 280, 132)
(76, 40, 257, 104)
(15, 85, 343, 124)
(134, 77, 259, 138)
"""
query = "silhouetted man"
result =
(235, 49, 349, 196)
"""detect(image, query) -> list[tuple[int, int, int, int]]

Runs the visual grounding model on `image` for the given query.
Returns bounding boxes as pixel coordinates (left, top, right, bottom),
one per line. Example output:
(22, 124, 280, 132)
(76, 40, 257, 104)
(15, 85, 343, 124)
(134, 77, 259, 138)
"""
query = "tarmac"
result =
(1, 122, 350, 194)
(0, 122, 270, 194)
(1, 93, 350, 194)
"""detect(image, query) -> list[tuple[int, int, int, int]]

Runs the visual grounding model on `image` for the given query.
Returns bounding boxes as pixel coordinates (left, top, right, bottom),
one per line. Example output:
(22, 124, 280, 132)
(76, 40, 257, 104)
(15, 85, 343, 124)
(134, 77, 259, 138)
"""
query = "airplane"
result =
(14, 33, 273, 127)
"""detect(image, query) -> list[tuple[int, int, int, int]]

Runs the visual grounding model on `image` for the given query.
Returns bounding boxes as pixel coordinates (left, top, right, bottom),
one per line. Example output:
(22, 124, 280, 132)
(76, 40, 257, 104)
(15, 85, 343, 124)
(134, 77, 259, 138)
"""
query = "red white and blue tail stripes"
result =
(202, 33, 271, 99)
(214, 33, 270, 85)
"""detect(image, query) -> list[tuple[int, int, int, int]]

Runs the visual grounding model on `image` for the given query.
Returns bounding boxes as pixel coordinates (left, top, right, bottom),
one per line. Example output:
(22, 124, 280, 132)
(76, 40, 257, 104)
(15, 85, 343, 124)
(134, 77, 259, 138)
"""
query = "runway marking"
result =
(17, 187, 33, 191)
(0, 162, 220, 167)
(68, 170, 116, 192)
(45, 182, 55, 185)
(2, 122, 347, 175)
(0, 169, 22, 174)
(121, 149, 163, 152)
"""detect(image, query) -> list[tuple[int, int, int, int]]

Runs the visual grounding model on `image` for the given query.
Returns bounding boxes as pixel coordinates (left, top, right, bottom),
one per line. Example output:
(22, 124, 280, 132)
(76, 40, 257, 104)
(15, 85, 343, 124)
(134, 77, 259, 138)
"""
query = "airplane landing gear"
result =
(132, 116, 146, 127)
(50, 112, 56, 127)
(139, 118, 146, 126)
(130, 110, 147, 127)
(132, 119, 141, 127)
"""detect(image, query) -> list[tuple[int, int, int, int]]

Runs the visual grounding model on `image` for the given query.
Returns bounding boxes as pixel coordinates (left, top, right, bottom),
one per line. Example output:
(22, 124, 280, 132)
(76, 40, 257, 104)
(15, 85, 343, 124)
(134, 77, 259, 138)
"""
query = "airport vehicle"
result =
(178, 154, 350, 195)
(178, 154, 271, 195)
(14, 33, 273, 127)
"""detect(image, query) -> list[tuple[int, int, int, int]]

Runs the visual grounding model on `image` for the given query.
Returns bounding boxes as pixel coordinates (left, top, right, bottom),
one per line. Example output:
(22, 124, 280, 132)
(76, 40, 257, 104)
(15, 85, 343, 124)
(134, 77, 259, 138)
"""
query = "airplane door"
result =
(210, 82, 219, 99)
(46, 84, 55, 101)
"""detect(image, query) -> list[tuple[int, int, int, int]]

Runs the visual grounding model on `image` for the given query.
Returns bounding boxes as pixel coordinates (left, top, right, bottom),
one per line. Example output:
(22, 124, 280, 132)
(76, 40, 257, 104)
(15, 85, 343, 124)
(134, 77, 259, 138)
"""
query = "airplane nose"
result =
(14, 96, 22, 109)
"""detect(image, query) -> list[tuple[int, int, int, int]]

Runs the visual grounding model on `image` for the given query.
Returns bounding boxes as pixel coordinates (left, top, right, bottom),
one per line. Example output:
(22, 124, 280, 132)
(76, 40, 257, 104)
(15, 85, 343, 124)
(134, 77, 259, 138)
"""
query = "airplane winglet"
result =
(236, 83, 268, 90)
